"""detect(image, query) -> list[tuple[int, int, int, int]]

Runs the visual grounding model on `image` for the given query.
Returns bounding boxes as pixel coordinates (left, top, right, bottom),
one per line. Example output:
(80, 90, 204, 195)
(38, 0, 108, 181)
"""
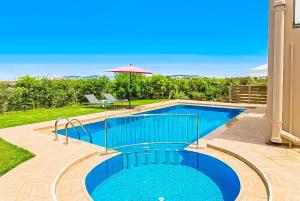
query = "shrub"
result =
(189, 91, 205, 101)
(74, 77, 111, 103)
(0, 75, 267, 113)
(7, 87, 33, 111)
(173, 91, 189, 99)
(0, 82, 12, 113)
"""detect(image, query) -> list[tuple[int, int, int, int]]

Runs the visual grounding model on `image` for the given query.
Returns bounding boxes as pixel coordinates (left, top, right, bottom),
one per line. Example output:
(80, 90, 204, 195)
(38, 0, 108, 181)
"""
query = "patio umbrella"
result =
(106, 64, 153, 108)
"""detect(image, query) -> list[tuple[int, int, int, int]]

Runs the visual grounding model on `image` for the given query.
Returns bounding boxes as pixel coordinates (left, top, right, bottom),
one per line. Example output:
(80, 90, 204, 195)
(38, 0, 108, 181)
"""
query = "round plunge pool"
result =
(85, 150, 240, 201)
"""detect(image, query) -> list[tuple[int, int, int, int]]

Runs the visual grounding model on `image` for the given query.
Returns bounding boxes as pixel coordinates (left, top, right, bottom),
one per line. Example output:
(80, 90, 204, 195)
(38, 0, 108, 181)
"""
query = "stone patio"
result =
(0, 100, 299, 201)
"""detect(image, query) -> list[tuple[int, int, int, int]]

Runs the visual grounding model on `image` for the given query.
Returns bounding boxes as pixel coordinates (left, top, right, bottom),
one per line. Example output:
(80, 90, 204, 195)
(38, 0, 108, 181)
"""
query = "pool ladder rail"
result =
(54, 117, 93, 145)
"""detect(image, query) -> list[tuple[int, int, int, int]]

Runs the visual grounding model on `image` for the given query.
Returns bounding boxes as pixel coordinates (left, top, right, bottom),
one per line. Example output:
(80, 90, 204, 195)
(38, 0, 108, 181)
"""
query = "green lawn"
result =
(0, 138, 34, 176)
(0, 99, 168, 129)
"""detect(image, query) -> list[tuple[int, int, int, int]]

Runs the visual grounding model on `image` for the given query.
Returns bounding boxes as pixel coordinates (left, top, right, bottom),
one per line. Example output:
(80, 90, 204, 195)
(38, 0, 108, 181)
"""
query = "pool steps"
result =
(124, 148, 181, 168)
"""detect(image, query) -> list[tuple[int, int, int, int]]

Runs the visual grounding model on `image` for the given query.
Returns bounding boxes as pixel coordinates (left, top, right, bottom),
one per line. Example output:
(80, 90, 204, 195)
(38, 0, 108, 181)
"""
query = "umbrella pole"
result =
(129, 72, 132, 108)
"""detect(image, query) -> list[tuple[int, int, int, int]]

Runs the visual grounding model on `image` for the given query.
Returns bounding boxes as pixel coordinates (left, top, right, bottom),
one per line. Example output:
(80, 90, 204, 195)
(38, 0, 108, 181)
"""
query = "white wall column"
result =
(271, 0, 286, 143)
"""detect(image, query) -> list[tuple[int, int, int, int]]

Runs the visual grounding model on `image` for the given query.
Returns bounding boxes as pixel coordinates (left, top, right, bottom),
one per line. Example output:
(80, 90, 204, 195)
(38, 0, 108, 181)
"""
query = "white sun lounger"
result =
(85, 94, 112, 108)
(102, 93, 128, 106)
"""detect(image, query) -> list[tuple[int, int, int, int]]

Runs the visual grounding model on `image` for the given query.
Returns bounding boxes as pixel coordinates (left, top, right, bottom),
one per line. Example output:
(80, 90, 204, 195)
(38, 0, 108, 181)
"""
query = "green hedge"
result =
(0, 75, 267, 113)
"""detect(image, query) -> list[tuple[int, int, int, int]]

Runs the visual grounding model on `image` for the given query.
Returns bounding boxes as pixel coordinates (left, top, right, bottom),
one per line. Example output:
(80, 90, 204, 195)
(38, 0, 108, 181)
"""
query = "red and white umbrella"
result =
(106, 64, 153, 107)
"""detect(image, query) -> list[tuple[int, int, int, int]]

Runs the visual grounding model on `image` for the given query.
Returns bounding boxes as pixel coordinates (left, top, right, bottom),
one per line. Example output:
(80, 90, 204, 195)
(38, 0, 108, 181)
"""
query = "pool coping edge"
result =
(207, 144, 272, 201)
(51, 151, 100, 201)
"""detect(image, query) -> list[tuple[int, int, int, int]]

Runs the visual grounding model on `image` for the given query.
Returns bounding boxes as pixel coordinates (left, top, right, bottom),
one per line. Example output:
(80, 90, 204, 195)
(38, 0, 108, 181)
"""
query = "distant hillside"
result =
(63, 74, 203, 80)
(63, 75, 100, 79)
(168, 75, 202, 79)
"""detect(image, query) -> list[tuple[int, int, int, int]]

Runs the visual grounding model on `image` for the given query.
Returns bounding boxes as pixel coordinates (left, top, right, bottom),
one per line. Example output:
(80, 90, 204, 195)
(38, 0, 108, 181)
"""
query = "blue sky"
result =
(0, 0, 269, 80)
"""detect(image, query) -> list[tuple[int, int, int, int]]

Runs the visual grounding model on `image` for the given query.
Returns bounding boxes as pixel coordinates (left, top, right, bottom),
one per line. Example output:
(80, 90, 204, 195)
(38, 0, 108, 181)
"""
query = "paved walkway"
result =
(204, 106, 300, 201)
(0, 100, 300, 201)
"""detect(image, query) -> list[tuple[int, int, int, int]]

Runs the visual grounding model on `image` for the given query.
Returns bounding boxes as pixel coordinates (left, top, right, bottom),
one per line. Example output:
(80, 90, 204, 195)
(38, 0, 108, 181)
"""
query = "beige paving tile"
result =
(0, 100, 299, 200)
(239, 193, 268, 201)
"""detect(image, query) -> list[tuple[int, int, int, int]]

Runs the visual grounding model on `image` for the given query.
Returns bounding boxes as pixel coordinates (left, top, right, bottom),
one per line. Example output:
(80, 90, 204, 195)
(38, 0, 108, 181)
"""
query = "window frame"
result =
(294, 0, 300, 28)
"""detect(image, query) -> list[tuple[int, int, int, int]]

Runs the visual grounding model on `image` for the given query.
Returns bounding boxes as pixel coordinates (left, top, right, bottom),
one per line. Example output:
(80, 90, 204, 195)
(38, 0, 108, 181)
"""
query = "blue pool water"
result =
(92, 164, 223, 201)
(57, 104, 243, 201)
(57, 104, 243, 150)
(86, 151, 241, 201)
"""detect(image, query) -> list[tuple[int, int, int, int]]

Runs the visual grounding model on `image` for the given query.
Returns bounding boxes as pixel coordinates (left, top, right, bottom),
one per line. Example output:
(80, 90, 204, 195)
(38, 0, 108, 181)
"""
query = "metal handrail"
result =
(104, 114, 200, 153)
(65, 119, 93, 144)
(54, 117, 70, 141)
(54, 117, 81, 141)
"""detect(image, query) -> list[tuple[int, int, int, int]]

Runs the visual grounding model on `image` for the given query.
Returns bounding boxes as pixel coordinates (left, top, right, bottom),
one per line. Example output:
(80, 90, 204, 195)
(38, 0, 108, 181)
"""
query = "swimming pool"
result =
(57, 104, 244, 150)
(57, 104, 243, 201)
(85, 150, 241, 201)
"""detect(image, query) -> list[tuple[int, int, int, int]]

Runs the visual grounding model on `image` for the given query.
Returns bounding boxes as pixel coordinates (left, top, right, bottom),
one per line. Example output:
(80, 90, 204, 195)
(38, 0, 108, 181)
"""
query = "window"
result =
(295, 0, 300, 27)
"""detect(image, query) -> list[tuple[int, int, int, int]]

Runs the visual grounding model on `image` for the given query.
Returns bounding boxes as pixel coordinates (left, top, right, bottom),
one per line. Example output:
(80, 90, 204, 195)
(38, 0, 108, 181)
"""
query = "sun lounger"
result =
(85, 94, 112, 108)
